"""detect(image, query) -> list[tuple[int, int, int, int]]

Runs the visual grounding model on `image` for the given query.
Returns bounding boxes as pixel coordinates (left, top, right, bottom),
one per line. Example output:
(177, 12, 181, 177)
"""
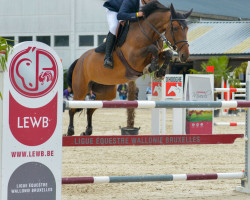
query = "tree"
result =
(189, 56, 243, 100)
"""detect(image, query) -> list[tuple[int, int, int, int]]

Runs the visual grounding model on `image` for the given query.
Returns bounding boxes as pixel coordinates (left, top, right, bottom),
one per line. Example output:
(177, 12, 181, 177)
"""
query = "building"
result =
(1, 0, 249, 99)
(0, 0, 108, 68)
(160, 0, 250, 21)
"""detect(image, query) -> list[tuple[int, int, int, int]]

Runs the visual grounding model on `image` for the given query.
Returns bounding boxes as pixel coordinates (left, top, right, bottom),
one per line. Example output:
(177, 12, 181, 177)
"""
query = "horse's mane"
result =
(141, 1, 170, 18)
(141, 1, 188, 28)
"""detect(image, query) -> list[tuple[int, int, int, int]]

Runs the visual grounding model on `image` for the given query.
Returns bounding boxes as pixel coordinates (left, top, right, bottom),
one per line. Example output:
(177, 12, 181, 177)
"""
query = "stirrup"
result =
(104, 57, 113, 69)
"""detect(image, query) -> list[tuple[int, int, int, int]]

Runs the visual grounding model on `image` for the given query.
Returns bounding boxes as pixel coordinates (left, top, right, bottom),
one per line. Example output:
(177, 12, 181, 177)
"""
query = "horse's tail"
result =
(67, 59, 79, 92)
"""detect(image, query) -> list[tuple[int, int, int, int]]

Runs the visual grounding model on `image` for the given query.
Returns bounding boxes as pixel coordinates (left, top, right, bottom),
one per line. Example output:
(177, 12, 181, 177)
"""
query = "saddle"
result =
(95, 21, 143, 80)
(95, 21, 130, 53)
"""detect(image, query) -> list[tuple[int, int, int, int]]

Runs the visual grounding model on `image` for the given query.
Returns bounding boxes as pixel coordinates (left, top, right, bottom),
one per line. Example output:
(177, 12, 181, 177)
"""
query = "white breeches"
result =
(106, 9, 119, 35)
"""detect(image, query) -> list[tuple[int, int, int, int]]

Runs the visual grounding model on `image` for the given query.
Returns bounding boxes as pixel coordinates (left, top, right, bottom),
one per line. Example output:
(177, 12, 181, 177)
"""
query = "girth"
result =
(116, 49, 143, 81)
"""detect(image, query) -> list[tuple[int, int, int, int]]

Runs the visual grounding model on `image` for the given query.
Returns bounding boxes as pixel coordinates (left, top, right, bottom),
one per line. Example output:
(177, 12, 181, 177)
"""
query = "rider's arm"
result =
(117, 0, 143, 21)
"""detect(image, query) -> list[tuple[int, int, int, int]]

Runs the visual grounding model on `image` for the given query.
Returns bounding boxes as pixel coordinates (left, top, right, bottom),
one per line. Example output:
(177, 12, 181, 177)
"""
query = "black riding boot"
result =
(104, 32, 116, 69)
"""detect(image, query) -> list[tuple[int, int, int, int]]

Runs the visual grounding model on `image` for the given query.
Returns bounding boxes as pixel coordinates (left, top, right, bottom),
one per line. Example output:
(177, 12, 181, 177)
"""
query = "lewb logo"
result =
(9, 93, 57, 146)
(9, 46, 58, 98)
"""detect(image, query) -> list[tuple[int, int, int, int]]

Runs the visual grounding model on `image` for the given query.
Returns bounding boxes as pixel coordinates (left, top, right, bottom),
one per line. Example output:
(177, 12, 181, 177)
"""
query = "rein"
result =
(137, 15, 188, 52)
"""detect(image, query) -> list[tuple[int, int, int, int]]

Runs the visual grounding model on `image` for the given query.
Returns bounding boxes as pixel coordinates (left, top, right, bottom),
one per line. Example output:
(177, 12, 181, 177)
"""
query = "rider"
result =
(103, 0, 151, 69)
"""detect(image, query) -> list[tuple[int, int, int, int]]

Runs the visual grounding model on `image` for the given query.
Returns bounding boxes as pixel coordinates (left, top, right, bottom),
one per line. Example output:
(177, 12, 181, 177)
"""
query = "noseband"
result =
(137, 16, 188, 52)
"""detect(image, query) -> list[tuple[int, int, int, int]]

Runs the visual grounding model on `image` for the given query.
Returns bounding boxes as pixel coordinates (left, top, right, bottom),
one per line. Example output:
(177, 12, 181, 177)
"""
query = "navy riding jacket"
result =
(103, 0, 140, 21)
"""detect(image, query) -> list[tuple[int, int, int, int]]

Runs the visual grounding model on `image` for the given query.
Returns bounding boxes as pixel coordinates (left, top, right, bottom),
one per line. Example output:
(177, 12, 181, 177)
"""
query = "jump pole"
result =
(62, 172, 245, 184)
(64, 100, 250, 109)
(214, 122, 245, 126)
(214, 88, 246, 93)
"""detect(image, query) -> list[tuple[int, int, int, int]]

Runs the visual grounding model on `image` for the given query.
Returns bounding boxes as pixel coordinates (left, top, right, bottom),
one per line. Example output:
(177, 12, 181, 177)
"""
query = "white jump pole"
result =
(214, 122, 245, 126)
(214, 88, 246, 93)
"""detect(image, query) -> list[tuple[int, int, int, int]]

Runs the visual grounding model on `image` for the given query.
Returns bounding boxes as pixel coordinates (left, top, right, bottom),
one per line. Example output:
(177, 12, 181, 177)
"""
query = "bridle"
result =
(137, 15, 189, 53)
(169, 16, 188, 52)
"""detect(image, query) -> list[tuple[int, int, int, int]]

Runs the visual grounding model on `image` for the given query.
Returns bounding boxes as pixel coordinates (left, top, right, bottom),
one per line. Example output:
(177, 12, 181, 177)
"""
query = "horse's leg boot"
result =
(104, 32, 116, 69)
(148, 56, 159, 73)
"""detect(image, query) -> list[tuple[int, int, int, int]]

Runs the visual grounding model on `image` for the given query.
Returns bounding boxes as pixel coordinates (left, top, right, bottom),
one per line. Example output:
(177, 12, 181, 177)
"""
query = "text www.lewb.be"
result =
(11, 150, 54, 158)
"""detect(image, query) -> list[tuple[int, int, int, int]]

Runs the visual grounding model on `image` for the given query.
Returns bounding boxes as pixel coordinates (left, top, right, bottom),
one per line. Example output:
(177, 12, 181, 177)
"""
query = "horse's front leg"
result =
(81, 83, 117, 136)
(142, 44, 160, 74)
(154, 50, 173, 80)
(81, 108, 96, 136)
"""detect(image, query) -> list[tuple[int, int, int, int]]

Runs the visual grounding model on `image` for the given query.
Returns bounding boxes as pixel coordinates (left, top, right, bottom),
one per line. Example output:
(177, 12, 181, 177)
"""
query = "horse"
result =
(66, 1, 193, 136)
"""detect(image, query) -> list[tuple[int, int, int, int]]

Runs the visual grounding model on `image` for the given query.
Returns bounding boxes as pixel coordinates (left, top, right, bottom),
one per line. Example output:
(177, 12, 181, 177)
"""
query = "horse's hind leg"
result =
(67, 72, 89, 136)
(81, 83, 117, 136)
(67, 108, 76, 136)
(81, 108, 96, 136)
(67, 89, 88, 136)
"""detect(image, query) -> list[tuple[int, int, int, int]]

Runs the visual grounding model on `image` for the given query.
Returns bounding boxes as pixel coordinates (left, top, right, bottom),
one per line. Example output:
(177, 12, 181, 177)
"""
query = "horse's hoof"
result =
(154, 72, 165, 81)
(63, 133, 73, 136)
(80, 132, 86, 136)
(67, 126, 75, 136)
(85, 126, 93, 136)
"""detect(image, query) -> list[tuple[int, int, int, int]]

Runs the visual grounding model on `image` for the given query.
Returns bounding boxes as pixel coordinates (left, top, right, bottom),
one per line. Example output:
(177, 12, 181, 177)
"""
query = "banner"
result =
(184, 75, 214, 135)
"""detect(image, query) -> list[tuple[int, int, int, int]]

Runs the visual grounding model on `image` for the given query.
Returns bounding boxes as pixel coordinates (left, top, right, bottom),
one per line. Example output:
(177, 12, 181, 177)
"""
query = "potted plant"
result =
(0, 37, 13, 99)
(189, 56, 244, 116)
(120, 81, 140, 135)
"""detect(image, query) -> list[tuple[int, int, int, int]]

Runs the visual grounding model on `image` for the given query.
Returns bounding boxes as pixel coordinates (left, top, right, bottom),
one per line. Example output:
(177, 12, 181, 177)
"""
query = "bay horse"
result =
(66, 1, 192, 136)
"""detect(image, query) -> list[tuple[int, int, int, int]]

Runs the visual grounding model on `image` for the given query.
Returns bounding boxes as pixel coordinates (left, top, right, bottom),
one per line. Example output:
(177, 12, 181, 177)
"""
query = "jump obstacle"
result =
(214, 122, 245, 126)
(61, 61, 250, 194)
(62, 172, 244, 184)
(61, 96, 249, 192)
(214, 88, 246, 93)
(63, 100, 250, 109)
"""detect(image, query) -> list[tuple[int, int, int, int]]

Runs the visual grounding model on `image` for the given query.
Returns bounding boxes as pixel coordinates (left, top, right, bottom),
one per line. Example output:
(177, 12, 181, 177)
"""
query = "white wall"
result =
(0, 0, 108, 68)
(0, 0, 71, 34)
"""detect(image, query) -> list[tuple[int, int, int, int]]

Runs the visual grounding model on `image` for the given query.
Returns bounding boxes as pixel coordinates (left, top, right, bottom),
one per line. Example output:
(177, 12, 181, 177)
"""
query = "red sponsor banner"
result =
(186, 121, 213, 135)
(166, 82, 182, 97)
(62, 134, 243, 146)
(9, 93, 57, 146)
(152, 82, 162, 96)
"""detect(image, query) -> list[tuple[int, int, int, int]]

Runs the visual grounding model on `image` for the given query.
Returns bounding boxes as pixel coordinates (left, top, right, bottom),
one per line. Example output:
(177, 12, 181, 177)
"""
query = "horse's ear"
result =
(183, 8, 193, 19)
(170, 3, 177, 18)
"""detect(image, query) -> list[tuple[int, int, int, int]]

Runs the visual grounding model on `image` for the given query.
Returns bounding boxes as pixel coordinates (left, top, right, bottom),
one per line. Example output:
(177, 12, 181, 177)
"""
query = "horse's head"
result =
(165, 4, 193, 62)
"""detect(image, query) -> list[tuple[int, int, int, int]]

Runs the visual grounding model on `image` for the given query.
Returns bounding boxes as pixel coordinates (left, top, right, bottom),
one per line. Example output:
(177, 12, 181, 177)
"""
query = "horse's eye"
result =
(173, 27, 178, 31)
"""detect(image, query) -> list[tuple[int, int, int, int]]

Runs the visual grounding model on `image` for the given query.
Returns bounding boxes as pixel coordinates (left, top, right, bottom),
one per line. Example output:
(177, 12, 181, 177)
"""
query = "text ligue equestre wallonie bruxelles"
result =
(74, 136, 201, 146)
